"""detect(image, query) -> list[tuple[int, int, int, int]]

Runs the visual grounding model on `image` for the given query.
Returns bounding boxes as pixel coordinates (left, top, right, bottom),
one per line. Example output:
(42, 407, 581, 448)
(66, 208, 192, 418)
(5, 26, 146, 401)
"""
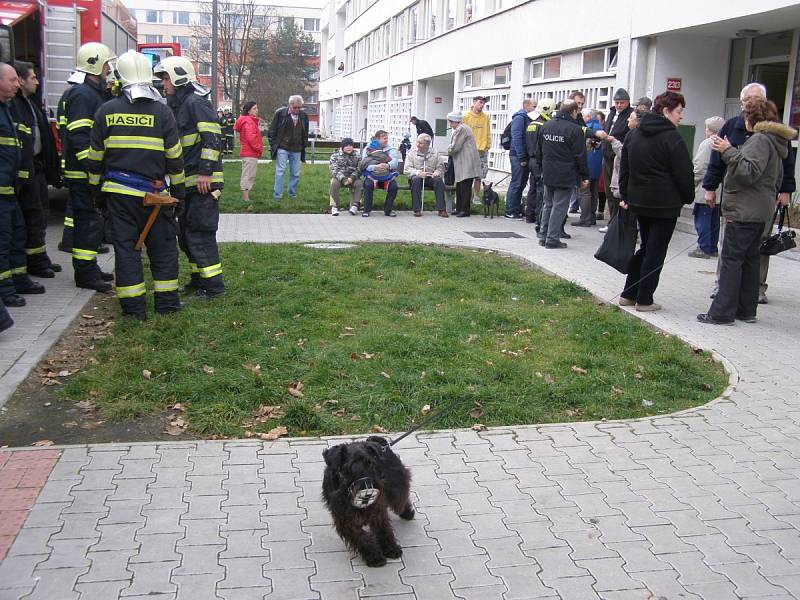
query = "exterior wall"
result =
(321, 0, 800, 175)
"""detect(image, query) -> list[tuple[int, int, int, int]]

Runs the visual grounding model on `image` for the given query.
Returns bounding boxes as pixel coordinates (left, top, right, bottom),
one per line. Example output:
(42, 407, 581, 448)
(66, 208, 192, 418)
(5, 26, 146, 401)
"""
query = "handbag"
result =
(760, 205, 796, 256)
(594, 209, 638, 273)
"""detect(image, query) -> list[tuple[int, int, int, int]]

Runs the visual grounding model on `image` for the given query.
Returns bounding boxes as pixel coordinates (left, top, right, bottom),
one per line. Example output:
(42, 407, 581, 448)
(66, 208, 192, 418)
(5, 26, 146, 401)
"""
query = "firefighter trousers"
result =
(68, 183, 105, 283)
(108, 192, 180, 317)
(0, 198, 28, 298)
(177, 191, 224, 293)
(18, 166, 53, 273)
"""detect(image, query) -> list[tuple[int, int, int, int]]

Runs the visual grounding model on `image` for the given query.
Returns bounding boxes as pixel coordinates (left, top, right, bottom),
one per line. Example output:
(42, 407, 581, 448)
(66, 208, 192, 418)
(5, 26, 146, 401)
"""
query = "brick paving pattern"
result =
(0, 214, 798, 599)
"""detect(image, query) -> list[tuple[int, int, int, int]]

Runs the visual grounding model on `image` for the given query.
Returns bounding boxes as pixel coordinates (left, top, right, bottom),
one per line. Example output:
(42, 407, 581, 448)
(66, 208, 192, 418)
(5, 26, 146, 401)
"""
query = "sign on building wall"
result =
(667, 78, 682, 92)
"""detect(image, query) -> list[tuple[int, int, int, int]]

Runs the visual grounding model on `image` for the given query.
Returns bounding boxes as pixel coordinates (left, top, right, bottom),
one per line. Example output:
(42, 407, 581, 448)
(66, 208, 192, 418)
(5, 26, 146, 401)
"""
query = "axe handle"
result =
(135, 204, 162, 251)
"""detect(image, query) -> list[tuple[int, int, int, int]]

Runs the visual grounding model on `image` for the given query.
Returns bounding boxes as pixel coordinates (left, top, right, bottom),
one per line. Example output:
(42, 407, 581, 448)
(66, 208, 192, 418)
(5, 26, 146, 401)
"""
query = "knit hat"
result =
(704, 116, 725, 133)
(635, 96, 652, 109)
(367, 139, 382, 151)
(446, 111, 462, 122)
(340, 137, 354, 148)
(613, 88, 630, 102)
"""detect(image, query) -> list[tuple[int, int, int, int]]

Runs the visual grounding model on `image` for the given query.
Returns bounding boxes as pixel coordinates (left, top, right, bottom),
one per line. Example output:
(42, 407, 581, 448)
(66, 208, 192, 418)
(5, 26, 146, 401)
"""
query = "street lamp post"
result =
(211, 0, 218, 110)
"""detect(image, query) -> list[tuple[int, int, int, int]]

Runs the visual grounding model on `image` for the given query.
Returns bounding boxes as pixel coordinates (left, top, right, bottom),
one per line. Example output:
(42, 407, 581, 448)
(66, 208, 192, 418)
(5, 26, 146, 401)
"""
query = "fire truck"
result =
(0, 0, 178, 117)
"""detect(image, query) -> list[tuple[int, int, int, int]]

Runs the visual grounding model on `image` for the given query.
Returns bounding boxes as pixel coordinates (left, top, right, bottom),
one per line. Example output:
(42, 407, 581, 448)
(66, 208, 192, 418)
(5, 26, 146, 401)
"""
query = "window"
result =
(196, 12, 211, 26)
(383, 22, 390, 56)
(303, 18, 320, 31)
(464, 1, 473, 23)
(494, 65, 510, 85)
(198, 61, 211, 76)
(305, 92, 318, 104)
(175, 36, 190, 51)
(409, 4, 419, 43)
(252, 15, 266, 28)
(145, 10, 158, 23)
(530, 56, 560, 80)
(199, 38, 211, 52)
(582, 45, 618, 75)
(144, 35, 163, 44)
(463, 69, 481, 89)
(173, 11, 189, 25)
(445, 0, 455, 30)
(301, 42, 320, 56)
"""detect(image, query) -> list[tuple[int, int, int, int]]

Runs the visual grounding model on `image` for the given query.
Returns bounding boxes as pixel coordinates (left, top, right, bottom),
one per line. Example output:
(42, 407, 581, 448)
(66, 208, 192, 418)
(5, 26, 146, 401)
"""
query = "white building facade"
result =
(319, 0, 800, 178)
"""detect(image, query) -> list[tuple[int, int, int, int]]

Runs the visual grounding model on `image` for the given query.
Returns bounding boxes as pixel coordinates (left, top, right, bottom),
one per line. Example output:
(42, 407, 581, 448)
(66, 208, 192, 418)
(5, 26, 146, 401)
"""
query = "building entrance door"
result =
(750, 62, 789, 119)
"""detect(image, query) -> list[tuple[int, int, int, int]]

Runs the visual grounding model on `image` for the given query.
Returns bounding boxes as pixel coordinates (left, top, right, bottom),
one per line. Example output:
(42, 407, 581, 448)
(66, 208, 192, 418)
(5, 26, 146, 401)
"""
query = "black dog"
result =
(483, 182, 500, 218)
(322, 436, 414, 567)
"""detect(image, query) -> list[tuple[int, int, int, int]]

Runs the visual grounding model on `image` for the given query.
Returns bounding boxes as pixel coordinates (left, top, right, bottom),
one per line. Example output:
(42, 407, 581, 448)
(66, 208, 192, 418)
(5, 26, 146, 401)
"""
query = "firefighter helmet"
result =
(75, 42, 115, 76)
(538, 97, 556, 116)
(153, 56, 196, 87)
(115, 50, 154, 87)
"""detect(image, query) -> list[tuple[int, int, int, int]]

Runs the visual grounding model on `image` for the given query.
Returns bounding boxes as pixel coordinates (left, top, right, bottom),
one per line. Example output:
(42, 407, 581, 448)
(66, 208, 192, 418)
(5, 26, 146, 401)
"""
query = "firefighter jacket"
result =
(86, 95, 185, 200)
(57, 78, 107, 183)
(10, 94, 61, 186)
(0, 100, 21, 198)
(525, 113, 552, 161)
(168, 85, 223, 191)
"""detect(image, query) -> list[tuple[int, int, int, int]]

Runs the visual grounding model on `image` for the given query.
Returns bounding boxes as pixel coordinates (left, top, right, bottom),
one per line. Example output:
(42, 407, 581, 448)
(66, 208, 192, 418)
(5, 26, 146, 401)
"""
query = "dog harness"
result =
(349, 477, 380, 508)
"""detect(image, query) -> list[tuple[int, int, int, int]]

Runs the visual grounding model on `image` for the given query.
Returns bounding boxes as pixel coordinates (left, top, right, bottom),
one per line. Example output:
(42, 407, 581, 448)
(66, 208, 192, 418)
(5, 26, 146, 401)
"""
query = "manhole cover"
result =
(464, 231, 526, 239)
(303, 243, 359, 250)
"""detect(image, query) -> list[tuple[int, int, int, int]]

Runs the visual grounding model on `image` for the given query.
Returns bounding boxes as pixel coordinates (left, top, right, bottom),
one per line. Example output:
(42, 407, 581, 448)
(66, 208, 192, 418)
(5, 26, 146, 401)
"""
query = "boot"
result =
(76, 278, 112, 293)
(0, 310, 13, 333)
(17, 281, 46, 294)
(2, 294, 26, 307)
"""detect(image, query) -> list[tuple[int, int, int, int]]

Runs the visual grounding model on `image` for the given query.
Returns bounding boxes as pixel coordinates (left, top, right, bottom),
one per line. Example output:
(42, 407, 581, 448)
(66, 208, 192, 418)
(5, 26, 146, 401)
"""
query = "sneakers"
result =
(385, 211, 397, 217)
(697, 313, 734, 325)
(635, 303, 662, 312)
(598, 226, 609, 233)
(618, 297, 635, 306)
(687, 248, 712, 259)
(362, 212, 370, 217)
(331, 206, 340, 216)
(349, 205, 358, 216)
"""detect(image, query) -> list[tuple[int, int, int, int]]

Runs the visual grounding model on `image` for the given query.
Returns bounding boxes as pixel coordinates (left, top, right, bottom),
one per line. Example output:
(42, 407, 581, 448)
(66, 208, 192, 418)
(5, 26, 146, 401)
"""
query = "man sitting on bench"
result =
(404, 133, 448, 218)
(359, 130, 400, 217)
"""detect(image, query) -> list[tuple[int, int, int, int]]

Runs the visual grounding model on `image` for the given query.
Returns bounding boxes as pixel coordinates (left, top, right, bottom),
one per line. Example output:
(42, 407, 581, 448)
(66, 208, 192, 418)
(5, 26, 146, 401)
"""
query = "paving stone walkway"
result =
(1, 212, 799, 599)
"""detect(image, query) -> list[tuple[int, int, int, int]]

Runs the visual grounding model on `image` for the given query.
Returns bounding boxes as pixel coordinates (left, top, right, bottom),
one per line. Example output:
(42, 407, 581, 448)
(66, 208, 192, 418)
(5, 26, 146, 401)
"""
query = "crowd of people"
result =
(0, 42, 793, 335)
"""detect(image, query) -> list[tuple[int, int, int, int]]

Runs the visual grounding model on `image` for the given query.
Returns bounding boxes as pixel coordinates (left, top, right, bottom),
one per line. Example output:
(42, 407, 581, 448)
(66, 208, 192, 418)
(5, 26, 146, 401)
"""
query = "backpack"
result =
(500, 120, 513, 150)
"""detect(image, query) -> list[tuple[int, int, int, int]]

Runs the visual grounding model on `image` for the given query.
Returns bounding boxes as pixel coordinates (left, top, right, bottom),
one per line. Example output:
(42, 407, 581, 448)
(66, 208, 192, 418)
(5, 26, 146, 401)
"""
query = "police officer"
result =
(154, 56, 224, 298)
(525, 97, 555, 228)
(222, 108, 235, 156)
(57, 42, 116, 291)
(11, 61, 62, 279)
(87, 50, 185, 321)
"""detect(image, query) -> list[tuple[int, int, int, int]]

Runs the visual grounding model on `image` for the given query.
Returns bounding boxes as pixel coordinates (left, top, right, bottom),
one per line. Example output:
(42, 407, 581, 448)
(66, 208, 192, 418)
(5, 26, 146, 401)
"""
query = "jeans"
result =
(505, 155, 527, 217)
(274, 148, 301, 198)
(708, 221, 763, 320)
(621, 214, 677, 306)
(363, 178, 398, 214)
(693, 203, 720, 254)
(539, 186, 572, 245)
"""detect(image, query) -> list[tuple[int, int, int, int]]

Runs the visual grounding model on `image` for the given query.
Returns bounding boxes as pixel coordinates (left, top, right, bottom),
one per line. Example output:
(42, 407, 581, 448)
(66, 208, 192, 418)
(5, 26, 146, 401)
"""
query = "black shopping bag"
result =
(760, 205, 796, 256)
(594, 209, 638, 274)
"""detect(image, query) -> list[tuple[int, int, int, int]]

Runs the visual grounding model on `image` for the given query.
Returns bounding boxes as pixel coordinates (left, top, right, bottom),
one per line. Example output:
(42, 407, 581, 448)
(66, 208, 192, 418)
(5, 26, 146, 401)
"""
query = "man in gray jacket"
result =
(404, 134, 448, 217)
(328, 138, 362, 215)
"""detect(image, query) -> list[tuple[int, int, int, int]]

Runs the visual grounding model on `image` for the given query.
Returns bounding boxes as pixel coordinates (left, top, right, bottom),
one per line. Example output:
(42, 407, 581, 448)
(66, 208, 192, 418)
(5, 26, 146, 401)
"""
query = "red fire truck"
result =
(0, 0, 180, 117)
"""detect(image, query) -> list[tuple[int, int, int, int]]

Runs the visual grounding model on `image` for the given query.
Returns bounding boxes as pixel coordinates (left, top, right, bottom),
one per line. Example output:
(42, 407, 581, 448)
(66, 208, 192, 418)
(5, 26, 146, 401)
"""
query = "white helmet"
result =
(539, 97, 556, 116)
(75, 42, 115, 76)
(116, 50, 153, 87)
(153, 56, 196, 87)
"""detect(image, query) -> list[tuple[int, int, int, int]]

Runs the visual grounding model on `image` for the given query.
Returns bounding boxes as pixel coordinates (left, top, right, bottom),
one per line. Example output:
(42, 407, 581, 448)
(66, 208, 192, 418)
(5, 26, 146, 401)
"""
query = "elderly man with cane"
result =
(404, 133, 448, 217)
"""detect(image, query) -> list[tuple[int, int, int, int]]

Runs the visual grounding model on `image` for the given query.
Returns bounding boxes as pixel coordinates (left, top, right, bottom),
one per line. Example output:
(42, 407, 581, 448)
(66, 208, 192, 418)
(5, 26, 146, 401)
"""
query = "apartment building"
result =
(319, 0, 800, 178)
(123, 0, 324, 118)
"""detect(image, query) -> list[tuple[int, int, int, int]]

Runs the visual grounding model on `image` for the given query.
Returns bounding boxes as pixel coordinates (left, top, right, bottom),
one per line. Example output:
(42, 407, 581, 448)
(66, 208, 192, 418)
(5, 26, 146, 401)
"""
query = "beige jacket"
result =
(692, 137, 714, 205)
(448, 124, 482, 182)
(404, 147, 446, 179)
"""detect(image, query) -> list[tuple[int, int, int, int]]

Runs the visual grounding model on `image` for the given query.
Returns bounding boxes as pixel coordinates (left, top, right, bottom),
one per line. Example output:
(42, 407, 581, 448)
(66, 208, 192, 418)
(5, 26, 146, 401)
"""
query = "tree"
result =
(193, 0, 276, 114)
(247, 19, 317, 119)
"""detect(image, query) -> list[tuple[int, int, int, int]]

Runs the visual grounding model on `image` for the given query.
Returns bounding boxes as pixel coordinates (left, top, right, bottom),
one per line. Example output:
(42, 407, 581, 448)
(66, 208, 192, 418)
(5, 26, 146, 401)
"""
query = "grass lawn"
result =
(218, 160, 510, 214)
(61, 243, 728, 438)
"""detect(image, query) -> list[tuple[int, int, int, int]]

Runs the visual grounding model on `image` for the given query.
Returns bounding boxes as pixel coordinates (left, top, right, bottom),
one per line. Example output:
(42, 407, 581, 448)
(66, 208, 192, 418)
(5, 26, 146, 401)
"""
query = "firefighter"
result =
(57, 42, 116, 291)
(87, 50, 185, 321)
(154, 56, 224, 298)
(10, 61, 62, 279)
(525, 97, 555, 229)
(222, 108, 235, 156)
(217, 109, 227, 154)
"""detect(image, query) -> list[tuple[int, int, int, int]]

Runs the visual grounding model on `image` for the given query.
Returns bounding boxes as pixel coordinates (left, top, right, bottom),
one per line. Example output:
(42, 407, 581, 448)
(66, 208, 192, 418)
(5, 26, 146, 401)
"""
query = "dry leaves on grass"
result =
(164, 416, 188, 436)
(420, 404, 431, 416)
(471, 423, 487, 431)
(74, 400, 95, 411)
(468, 401, 484, 420)
(544, 374, 555, 385)
(32, 439, 54, 446)
(610, 387, 624, 397)
(241, 405, 284, 429)
(466, 334, 478, 344)
(142, 369, 152, 380)
(202, 364, 215, 375)
(288, 381, 304, 398)
(243, 363, 262, 375)
(172, 403, 186, 412)
(371, 425, 387, 433)
(564, 408, 583, 418)
(571, 365, 588, 375)
(243, 426, 288, 440)
(380, 371, 391, 379)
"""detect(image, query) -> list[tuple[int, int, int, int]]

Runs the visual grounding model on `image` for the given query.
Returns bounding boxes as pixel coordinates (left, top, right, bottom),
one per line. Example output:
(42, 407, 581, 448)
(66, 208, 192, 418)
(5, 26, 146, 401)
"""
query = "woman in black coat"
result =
(618, 91, 694, 311)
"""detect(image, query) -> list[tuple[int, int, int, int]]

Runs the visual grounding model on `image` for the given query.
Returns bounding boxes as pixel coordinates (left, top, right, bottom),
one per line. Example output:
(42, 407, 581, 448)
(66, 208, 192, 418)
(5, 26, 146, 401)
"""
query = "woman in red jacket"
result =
(234, 101, 263, 204)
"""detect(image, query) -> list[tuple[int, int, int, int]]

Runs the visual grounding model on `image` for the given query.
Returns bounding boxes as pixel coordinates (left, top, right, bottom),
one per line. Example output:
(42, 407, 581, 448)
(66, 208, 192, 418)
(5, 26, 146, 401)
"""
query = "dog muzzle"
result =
(349, 477, 380, 508)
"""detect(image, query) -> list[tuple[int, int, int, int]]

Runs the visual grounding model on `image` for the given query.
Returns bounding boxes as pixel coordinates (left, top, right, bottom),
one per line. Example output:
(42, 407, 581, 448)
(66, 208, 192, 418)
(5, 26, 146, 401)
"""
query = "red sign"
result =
(666, 78, 682, 91)
(434, 97, 443, 104)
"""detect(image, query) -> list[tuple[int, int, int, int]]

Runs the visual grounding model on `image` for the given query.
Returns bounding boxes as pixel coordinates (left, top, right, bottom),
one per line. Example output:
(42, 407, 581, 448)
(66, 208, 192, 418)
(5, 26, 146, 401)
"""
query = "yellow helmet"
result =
(539, 97, 556, 116)
(75, 42, 115, 76)
(115, 50, 153, 87)
(153, 56, 196, 87)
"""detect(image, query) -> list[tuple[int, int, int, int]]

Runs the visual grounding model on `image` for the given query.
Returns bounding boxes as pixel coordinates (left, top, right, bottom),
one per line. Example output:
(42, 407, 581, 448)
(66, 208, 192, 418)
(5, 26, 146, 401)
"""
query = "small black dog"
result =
(322, 436, 414, 567)
(483, 181, 500, 218)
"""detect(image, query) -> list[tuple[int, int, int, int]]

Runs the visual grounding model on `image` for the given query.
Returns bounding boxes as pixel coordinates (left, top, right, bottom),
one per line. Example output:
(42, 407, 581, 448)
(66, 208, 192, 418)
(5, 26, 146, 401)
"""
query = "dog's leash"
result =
(385, 395, 469, 449)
